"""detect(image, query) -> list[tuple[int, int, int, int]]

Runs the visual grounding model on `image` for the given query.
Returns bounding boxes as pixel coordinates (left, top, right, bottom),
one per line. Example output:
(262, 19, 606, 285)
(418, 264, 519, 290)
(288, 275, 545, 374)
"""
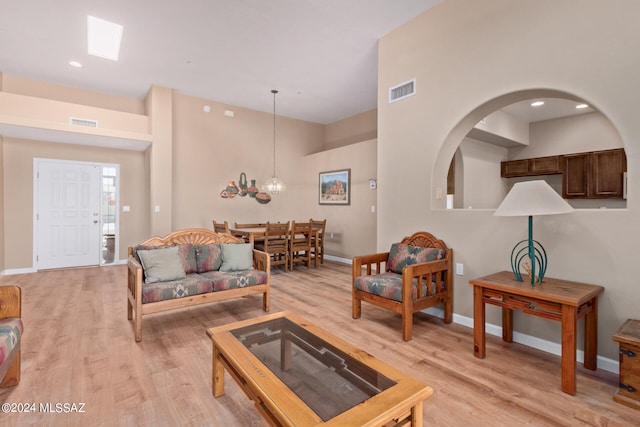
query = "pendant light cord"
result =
(272, 89, 277, 177)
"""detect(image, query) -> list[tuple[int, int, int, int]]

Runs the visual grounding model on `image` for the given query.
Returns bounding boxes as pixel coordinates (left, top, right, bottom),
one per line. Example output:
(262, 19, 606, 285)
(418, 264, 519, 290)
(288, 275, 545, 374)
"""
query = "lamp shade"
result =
(494, 180, 574, 217)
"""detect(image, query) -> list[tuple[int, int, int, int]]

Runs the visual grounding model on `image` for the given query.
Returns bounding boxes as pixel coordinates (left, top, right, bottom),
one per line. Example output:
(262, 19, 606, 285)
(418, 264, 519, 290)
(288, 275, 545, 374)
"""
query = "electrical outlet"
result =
(456, 263, 464, 275)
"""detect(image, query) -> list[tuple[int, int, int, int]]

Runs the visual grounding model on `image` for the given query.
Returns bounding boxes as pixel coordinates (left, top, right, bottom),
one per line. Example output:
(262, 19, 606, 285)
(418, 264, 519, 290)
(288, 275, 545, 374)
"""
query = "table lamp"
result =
(494, 180, 574, 285)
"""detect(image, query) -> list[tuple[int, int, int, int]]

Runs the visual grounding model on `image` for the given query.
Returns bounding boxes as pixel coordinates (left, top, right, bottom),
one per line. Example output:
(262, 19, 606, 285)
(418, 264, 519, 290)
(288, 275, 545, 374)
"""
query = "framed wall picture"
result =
(319, 169, 351, 205)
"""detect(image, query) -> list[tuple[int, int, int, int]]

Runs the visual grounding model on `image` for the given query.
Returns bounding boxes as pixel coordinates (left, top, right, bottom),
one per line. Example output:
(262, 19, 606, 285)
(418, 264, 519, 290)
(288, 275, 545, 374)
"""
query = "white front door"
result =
(36, 160, 102, 269)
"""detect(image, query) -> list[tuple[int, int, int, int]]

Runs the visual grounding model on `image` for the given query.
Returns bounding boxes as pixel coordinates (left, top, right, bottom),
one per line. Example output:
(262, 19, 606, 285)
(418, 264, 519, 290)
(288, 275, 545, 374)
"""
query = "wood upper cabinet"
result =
(501, 156, 561, 178)
(501, 159, 529, 177)
(563, 148, 627, 199)
(530, 156, 562, 175)
(562, 153, 590, 198)
(501, 148, 626, 199)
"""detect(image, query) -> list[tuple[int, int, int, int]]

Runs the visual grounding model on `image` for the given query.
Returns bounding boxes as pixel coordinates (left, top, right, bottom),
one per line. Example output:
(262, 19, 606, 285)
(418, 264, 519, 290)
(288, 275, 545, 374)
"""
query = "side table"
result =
(470, 271, 604, 395)
(612, 319, 640, 410)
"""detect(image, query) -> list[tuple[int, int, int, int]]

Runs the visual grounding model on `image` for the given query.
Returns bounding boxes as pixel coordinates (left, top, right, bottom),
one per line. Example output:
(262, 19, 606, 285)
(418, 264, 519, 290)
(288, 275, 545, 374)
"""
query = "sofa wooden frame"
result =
(0, 286, 22, 387)
(127, 228, 270, 342)
(352, 231, 453, 341)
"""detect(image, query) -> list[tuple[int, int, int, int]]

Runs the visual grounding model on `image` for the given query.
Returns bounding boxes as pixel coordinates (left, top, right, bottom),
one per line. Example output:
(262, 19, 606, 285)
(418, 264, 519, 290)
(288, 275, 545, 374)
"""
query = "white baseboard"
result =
(423, 307, 618, 374)
(3, 267, 37, 276)
(324, 254, 352, 264)
(332, 256, 618, 373)
(3, 259, 126, 276)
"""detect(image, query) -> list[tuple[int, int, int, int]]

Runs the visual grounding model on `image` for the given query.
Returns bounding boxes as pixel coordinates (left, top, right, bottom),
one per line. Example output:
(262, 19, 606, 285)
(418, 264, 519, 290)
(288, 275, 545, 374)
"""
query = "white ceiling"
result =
(502, 98, 594, 123)
(0, 0, 442, 125)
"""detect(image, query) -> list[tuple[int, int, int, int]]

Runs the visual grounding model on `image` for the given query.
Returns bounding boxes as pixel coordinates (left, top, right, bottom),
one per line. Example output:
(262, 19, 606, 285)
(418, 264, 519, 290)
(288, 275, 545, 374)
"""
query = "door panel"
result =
(37, 161, 101, 269)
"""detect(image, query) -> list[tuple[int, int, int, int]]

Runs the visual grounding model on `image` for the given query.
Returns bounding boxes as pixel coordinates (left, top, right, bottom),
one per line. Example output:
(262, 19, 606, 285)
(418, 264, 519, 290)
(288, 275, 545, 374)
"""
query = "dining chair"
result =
(255, 221, 290, 271)
(289, 221, 312, 270)
(212, 220, 229, 234)
(309, 218, 326, 267)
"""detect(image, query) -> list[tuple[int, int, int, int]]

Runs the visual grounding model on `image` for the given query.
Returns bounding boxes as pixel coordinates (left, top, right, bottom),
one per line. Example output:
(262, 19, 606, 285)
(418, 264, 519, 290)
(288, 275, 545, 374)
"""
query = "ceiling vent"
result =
(70, 117, 98, 128)
(389, 78, 416, 103)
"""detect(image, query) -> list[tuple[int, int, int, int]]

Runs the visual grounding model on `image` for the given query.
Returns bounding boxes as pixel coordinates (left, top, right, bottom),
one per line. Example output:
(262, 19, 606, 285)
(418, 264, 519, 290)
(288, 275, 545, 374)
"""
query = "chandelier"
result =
(262, 89, 287, 194)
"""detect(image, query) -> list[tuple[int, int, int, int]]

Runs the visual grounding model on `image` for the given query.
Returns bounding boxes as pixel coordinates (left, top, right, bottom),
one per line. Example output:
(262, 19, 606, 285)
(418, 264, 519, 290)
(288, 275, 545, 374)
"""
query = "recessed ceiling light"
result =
(531, 101, 545, 107)
(576, 103, 589, 109)
(87, 15, 123, 61)
(69, 60, 82, 68)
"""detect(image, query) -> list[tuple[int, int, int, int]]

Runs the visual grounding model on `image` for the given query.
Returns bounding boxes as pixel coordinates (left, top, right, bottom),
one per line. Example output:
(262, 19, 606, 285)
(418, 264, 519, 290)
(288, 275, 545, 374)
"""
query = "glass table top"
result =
(231, 317, 396, 421)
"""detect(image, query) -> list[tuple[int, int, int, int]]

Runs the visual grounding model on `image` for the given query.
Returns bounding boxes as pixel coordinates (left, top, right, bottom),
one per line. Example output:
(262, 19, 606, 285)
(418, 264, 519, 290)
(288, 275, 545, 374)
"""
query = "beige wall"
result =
(515, 112, 623, 159)
(171, 91, 324, 228)
(146, 85, 173, 235)
(324, 109, 377, 151)
(379, 0, 640, 360)
(0, 77, 379, 270)
(2, 138, 147, 268)
(170, 93, 377, 258)
(0, 135, 4, 272)
(304, 139, 378, 258)
(1, 74, 145, 114)
(457, 138, 508, 209)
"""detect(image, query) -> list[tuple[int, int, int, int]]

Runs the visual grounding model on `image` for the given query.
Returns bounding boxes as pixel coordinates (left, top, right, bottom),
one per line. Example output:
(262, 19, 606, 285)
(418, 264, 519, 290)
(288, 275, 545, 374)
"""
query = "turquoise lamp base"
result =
(510, 216, 548, 286)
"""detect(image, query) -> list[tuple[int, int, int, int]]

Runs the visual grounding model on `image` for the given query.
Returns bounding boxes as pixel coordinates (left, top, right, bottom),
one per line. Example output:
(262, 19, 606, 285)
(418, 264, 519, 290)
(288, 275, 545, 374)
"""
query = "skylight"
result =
(87, 16, 123, 61)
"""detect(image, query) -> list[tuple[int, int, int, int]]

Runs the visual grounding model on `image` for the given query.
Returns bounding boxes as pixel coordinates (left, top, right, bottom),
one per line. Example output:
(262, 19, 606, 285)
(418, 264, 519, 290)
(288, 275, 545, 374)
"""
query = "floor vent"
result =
(70, 117, 98, 128)
(389, 78, 416, 103)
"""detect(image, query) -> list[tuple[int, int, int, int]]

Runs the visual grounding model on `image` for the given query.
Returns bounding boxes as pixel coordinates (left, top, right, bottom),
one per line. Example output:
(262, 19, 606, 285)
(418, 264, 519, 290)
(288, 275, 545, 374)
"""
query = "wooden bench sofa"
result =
(0, 286, 22, 387)
(127, 228, 270, 342)
(352, 231, 453, 341)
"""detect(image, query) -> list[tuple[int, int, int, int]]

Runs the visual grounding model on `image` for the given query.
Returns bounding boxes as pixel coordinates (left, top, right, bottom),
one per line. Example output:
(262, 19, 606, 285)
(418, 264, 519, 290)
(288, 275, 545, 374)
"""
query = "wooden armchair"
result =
(352, 231, 453, 341)
(0, 286, 22, 387)
(289, 221, 312, 270)
(255, 221, 290, 271)
(309, 218, 326, 267)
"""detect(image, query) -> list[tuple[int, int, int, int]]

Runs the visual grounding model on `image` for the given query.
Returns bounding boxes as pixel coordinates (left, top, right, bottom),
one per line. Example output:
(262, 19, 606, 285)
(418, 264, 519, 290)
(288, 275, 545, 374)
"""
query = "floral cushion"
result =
(199, 270, 268, 292)
(141, 269, 268, 303)
(134, 244, 197, 275)
(386, 243, 445, 274)
(141, 274, 213, 304)
(195, 244, 223, 273)
(354, 272, 444, 302)
(0, 318, 23, 366)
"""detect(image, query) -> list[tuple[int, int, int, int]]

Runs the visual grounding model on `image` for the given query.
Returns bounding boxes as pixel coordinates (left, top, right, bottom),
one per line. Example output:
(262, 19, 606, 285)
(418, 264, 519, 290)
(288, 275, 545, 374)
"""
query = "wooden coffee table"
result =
(207, 311, 432, 426)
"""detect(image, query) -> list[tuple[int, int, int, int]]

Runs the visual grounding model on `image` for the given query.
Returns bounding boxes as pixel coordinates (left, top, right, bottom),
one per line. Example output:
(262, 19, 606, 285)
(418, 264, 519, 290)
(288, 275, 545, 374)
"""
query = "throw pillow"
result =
(137, 246, 187, 284)
(195, 244, 223, 273)
(178, 244, 198, 274)
(219, 243, 253, 272)
(386, 242, 445, 274)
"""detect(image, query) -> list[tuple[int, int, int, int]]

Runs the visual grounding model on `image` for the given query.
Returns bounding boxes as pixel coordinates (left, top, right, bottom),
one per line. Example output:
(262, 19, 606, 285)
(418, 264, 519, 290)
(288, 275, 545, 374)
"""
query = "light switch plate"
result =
(456, 263, 464, 275)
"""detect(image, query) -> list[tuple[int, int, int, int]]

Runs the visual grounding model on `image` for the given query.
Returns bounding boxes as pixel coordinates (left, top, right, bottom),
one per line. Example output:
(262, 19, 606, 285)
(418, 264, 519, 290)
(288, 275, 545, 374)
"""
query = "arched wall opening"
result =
(432, 89, 626, 211)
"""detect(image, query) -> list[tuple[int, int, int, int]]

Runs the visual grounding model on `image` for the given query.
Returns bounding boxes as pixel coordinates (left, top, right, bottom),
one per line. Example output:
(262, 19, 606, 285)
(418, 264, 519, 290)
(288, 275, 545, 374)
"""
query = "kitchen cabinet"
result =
(563, 149, 626, 199)
(500, 149, 626, 199)
(501, 156, 561, 178)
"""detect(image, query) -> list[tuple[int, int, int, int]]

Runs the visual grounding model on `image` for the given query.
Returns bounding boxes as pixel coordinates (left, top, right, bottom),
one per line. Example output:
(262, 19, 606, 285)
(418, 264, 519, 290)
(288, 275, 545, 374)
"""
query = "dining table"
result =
(229, 225, 320, 266)
(229, 227, 268, 245)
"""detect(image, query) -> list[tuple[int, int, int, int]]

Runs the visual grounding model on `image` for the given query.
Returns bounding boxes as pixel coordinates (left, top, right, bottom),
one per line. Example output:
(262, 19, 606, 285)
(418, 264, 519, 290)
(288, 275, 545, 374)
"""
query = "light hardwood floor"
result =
(0, 262, 637, 426)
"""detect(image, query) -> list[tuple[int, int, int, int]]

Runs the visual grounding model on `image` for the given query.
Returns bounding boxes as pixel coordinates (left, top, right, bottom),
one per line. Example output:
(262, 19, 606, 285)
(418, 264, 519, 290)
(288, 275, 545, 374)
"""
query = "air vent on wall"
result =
(69, 117, 98, 128)
(389, 78, 416, 103)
